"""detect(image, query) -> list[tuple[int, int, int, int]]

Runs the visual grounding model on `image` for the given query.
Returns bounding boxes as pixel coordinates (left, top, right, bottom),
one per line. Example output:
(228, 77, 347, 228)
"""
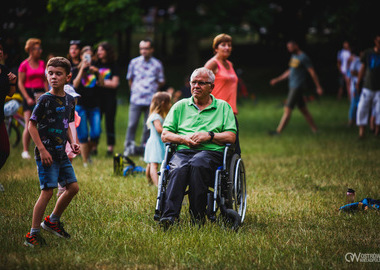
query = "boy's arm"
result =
(28, 120, 53, 166)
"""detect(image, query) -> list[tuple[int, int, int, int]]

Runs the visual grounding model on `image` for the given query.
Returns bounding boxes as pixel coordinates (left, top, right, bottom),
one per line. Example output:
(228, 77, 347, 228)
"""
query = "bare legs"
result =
(80, 141, 96, 165)
(22, 110, 31, 154)
(32, 189, 53, 229)
(52, 182, 79, 217)
(146, 163, 159, 186)
(276, 106, 318, 134)
(32, 182, 79, 229)
(299, 107, 318, 133)
(276, 107, 292, 133)
(359, 125, 380, 138)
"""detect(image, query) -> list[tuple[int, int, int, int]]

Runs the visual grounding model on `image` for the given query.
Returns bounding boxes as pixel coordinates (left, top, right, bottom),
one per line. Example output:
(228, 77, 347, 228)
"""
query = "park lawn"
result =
(0, 96, 379, 269)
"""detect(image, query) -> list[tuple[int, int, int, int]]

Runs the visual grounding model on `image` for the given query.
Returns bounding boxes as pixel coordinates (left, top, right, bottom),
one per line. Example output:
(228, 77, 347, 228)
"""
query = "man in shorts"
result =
(269, 40, 323, 135)
(356, 34, 380, 138)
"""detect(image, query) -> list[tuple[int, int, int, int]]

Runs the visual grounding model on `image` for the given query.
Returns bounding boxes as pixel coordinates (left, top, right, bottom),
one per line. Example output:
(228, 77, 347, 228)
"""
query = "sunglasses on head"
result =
(70, 40, 81, 45)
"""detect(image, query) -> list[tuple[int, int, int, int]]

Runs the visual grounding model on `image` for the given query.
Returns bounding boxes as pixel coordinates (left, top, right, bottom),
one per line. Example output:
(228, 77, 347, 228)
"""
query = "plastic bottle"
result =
(346, 188, 355, 204)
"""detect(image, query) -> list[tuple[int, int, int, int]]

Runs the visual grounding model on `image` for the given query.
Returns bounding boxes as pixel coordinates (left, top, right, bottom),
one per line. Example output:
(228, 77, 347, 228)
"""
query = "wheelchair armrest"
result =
(165, 143, 177, 152)
(223, 144, 236, 170)
(225, 144, 236, 155)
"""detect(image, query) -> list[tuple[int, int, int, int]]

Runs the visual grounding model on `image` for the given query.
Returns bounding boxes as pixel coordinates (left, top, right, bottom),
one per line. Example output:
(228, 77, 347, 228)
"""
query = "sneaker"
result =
(41, 216, 71, 239)
(268, 130, 280, 136)
(24, 232, 46, 247)
(21, 151, 31, 159)
(123, 142, 135, 157)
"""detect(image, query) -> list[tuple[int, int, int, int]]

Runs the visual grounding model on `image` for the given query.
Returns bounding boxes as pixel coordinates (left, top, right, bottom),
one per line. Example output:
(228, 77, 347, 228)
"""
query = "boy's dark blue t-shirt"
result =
(30, 92, 75, 161)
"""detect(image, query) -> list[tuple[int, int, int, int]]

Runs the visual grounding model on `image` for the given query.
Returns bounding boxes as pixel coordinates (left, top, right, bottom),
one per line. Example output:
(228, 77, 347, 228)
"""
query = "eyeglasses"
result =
(190, 81, 212, 86)
(70, 40, 81, 45)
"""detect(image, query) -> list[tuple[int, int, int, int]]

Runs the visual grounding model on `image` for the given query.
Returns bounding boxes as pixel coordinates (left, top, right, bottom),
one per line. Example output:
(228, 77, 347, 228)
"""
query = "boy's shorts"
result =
(36, 156, 77, 190)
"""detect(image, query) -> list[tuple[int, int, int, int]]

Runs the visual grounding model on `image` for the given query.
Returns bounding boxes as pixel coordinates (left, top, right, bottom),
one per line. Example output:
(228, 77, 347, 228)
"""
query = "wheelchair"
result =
(154, 143, 247, 230)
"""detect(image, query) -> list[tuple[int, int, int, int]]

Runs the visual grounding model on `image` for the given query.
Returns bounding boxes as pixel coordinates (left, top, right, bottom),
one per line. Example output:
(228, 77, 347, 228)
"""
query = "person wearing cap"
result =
(67, 40, 81, 71)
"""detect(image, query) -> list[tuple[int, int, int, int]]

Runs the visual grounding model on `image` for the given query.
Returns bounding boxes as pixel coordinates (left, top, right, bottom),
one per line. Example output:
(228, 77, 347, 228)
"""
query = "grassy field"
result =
(1, 96, 379, 269)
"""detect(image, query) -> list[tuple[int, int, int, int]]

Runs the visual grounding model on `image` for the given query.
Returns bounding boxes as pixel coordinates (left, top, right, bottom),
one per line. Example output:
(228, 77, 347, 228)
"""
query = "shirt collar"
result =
(188, 94, 217, 111)
(139, 55, 152, 63)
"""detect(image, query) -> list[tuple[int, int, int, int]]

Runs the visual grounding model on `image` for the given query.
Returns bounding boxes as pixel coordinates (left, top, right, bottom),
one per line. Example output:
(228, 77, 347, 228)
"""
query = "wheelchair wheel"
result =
(228, 154, 247, 223)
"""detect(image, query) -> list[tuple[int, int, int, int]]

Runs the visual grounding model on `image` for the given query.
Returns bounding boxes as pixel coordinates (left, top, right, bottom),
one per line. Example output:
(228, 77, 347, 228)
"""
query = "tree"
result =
(47, 0, 142, 62)
(147, 0, 272, 68)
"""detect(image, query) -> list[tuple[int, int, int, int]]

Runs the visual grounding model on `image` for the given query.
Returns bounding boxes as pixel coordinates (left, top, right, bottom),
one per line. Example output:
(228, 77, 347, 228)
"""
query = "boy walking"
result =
(24, 57, 80, 247)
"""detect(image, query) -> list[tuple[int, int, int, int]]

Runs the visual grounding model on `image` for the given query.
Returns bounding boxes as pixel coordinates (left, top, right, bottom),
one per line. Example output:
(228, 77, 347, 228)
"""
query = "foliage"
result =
(47, 0, 142, 41)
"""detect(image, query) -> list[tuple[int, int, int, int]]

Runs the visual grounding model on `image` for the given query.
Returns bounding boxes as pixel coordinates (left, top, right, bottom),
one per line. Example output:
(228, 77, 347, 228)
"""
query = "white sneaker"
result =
(21, 151, 31, 159)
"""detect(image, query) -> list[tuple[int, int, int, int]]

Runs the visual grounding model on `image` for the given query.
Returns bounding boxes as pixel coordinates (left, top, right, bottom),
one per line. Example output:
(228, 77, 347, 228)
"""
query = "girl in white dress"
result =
(144, 92, 171, 186)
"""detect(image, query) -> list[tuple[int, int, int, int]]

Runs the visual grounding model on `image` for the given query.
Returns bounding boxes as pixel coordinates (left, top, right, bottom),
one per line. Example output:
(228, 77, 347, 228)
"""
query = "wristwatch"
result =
(208, 131, 215, 141)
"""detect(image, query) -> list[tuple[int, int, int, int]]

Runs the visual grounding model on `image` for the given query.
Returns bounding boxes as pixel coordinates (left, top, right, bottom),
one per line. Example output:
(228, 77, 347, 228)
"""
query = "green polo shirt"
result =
(163, 94, 237, 152)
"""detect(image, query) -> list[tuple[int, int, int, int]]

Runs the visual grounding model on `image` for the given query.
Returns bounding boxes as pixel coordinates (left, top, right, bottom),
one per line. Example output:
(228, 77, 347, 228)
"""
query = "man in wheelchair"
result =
(158, 67, 237, 226)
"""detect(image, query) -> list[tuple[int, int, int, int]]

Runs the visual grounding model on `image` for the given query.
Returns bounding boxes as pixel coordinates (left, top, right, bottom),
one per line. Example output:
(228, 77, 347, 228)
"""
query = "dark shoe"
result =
(24, 232, 47, 247)
(159, 217, 174, 230)
(41, 216, 70, 239)
(268, 130, 280, 136)
(107, 150, 113, 156)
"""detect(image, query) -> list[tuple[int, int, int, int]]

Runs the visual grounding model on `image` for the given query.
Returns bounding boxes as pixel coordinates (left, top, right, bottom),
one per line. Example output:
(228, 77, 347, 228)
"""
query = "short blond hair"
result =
(212, 33, 232, 52)
(25, 38, 41, 53)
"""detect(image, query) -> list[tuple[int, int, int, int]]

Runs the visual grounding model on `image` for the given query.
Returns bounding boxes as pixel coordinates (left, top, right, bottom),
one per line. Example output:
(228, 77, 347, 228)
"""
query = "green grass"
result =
(1, 96, 380, 269)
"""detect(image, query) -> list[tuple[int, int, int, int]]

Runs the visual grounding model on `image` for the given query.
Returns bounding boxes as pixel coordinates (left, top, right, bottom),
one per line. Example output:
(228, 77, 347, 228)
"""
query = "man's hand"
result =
(39, 148, 53, 167)
(181, 135, 199, 147)
(71, 143, 80, 154)
(316, 86, 323, 96)
(189, 132, 210, 144)
(270, 78, 278, 86)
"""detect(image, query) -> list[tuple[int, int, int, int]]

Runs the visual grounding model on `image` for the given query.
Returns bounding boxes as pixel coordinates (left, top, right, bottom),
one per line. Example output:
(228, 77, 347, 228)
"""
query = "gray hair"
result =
(190, 67, 215, 83)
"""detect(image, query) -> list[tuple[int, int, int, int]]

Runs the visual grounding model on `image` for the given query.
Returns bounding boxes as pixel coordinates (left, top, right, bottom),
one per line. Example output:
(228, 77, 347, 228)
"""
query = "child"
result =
(144, 92, 171, 186)
(24, 57, 80, 247)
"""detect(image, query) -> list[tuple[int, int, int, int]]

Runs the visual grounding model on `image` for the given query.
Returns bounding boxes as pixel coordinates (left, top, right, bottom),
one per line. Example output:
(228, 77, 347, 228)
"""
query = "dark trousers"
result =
(100, 92, 117, 146)
(124, 103, 150, 148)
(0, 122, 10, 170)
(162, 149, 223, 220)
